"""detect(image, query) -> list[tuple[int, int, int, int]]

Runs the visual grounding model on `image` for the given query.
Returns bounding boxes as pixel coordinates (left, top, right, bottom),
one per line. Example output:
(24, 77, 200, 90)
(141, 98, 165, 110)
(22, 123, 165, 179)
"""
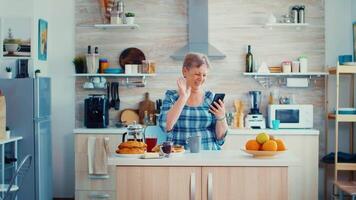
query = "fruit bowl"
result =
(241, 148, 287, 158)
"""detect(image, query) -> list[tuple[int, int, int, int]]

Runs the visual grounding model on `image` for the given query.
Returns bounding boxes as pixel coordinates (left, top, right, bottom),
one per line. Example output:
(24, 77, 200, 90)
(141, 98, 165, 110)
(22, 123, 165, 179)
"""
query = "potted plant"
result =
(3, 28, 21, 54)
(73, 55, 87, 74)
(125, 12, 135, 25)
(5, 66, 12, 79)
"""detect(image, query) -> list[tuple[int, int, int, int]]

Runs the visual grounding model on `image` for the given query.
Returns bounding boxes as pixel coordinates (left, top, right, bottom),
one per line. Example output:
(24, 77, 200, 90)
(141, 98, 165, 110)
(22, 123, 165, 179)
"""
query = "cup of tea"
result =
(160, 141, 173, 157)
(145, 137, 157, 152)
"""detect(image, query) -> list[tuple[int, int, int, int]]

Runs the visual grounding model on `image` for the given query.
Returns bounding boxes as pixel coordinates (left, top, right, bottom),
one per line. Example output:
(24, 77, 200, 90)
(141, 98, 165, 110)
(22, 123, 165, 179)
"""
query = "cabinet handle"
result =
(88, 174, 110, 179)
(190, 172, 196, 200)
(208, 173, 213, 200)
(89, 192, 110, 199)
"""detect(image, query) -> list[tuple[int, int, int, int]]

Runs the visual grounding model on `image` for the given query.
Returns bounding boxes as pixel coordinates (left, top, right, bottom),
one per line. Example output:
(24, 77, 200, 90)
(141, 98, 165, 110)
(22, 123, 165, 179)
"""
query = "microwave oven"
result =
(267, 104, 313, 128)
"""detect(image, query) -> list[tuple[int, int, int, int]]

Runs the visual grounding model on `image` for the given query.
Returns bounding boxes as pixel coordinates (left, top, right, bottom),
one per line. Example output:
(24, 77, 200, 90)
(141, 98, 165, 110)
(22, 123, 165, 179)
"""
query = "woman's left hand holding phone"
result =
(209, 100, 226, 120)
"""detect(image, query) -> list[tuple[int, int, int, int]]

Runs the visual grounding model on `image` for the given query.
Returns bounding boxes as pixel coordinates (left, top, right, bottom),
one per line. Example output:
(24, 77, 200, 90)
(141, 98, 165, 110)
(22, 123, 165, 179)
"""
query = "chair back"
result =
(2, 154, 32, 200)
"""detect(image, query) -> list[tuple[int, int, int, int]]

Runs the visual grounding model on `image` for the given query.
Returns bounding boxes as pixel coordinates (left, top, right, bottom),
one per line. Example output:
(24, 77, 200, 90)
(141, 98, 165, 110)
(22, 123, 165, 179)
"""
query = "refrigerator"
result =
(0, 77, 52, 200)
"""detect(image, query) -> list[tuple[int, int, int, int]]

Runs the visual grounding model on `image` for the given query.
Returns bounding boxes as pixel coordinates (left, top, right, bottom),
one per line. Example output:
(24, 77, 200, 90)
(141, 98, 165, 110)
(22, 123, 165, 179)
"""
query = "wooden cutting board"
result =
(138, 92, 156, 124)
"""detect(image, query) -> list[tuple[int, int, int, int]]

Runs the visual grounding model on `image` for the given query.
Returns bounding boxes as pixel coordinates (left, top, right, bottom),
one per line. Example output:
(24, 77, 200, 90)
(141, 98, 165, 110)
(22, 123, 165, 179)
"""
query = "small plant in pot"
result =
(125, 12, 135, 25)
(73, 55, 87, 74)
(5, 126, 10, 139)
(5, 66, 12, 79)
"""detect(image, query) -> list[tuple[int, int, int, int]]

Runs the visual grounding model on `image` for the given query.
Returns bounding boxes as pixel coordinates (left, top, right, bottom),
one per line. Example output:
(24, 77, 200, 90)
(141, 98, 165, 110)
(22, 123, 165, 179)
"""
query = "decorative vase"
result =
(126, 17, 135, 25)
(6, 72, 12, 79)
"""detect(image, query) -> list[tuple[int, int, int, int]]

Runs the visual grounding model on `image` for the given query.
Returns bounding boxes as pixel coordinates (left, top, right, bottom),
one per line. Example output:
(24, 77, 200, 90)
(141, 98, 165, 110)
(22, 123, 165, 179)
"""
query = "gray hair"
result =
(182, 52, 211, 69)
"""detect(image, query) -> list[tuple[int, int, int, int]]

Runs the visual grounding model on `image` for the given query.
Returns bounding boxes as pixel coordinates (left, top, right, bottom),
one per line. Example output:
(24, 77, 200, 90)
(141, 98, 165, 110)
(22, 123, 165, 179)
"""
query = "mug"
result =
(5, 44, 20, 53)
(83, 82, 94, 89)
(272, 120, 280, 130)
(188, 135, 201, 153)
(160, 141, 173, 157)
(92, 77, 101, 84)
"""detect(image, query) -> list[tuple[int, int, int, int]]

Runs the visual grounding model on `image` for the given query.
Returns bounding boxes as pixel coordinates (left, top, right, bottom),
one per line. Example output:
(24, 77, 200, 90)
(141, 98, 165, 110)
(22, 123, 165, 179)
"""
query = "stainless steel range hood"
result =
(171, 0, 226, 60)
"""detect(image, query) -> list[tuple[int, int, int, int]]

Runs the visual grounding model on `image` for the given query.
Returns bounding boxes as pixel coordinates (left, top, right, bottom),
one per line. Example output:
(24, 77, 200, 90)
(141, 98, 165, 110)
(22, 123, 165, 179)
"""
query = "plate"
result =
(343, 62, 356, 66)
(114, 153, 143, 158)
(241, 148, 286, 158)
(119, 47, 146, 68)
(120, 109, 140, 124)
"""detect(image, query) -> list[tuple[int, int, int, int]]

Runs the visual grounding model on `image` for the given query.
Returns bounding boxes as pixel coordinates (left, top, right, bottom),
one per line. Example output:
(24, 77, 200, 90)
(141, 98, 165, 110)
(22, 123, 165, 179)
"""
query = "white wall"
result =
(48, 0, 75, 197)
(1, 0, 75, 198)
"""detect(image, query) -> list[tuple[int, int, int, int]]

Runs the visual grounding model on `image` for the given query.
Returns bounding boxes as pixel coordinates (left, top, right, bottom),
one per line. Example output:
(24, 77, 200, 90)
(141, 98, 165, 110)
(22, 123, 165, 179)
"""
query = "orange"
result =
(275, 139, 287, 151)
(262, 140, 278, 151)
(245, 139, 261, 151)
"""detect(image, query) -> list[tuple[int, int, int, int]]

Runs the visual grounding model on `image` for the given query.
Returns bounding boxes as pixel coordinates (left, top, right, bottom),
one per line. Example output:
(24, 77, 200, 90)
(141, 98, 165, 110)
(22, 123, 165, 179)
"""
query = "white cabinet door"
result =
(201, 167, 288, 200)
(117, 166, 202, 200)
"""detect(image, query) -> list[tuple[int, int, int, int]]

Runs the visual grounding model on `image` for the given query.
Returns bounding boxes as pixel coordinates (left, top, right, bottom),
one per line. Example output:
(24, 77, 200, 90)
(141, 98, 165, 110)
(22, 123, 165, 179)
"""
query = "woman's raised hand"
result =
(209, 99, 226, 119)
(177, 77, 191, 100)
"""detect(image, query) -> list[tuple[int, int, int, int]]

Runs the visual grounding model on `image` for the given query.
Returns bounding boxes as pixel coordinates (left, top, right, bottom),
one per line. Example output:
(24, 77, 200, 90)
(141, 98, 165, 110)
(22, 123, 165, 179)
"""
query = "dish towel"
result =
(87, 136, 96, 174)
(93, 137, 110, 175)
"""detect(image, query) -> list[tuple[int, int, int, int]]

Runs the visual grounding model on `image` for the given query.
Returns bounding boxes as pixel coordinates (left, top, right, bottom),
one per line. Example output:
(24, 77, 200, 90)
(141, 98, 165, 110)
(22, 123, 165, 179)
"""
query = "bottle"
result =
(86, 45, 95, 74)
(149, 114, 155, 126)
(268, 92, 274, 104)
(245, 45, 253, 72)
(143, 110, 149, 126)
(118, 0, 125, 22)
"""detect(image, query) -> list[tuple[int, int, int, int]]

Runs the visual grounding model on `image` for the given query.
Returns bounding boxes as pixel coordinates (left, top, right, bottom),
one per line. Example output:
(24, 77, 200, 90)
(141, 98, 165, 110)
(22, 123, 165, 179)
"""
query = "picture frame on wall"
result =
(2, 18, 32, 58)
(38, 19, 48, 61)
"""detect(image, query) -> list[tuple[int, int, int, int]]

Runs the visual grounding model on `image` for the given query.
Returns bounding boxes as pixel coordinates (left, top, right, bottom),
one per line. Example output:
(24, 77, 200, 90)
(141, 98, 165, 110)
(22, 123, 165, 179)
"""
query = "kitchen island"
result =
(109, 150, 299, 200)
(74, 128, 318, 200)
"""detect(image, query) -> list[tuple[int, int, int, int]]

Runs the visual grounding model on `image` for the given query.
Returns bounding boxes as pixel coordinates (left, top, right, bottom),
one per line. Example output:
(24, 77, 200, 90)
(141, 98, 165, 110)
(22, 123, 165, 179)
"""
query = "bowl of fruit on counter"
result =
(241, 133, 287, 158)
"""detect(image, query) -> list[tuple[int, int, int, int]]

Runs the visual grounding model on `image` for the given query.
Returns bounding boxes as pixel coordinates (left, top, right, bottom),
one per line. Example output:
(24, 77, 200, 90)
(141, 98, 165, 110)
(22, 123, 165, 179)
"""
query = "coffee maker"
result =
(16, 59, 29, 78)
(84, 94, 109, 128)
(245, 91, 266, 129)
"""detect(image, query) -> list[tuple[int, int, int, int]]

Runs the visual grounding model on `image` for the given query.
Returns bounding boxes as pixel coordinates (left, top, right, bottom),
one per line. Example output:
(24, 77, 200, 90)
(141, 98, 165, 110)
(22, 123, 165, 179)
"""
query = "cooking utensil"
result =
(106, 82, 111, 108)
(119, 47, 146, 68)
(114, 82, 120, 110)
(110, 82, 116, 108)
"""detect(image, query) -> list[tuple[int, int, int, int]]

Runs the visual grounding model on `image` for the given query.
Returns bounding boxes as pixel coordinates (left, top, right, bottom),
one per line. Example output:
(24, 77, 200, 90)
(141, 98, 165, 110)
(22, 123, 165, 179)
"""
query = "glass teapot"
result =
(122, 121, 145, 142)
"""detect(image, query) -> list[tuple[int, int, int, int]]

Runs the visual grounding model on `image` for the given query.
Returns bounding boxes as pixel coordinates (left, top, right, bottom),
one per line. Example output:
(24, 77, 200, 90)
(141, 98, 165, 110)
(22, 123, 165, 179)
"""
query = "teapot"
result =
(122, 121, 145, 142)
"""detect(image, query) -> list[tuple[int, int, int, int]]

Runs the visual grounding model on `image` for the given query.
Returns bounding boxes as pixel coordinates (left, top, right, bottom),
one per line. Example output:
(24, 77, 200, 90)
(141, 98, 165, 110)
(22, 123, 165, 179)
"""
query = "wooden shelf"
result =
(74, 73, 156, 77)
(335, 180, 356, 195)
(328, 65, 356, 74)
(243, 72, 328, 76)
(78, 24, 139, 30)
(336, 163, 356, 171)
(337, 114, 356, 122)
(264, 23, 309, 29)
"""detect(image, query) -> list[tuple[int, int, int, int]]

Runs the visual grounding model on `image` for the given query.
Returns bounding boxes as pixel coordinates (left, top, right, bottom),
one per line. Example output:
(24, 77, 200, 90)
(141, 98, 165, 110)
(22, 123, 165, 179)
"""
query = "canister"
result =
(282, 61, 292, 73)
(298, 5, 305, 23)
(292, 61, 300, 73)
(291, 6, 299, 23)
(299, 56, 308, 73)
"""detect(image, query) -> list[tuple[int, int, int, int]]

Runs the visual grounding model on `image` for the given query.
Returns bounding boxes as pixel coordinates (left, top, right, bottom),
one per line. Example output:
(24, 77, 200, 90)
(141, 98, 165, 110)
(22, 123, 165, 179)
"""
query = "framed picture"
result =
(38, 19, 48, 61)
(2, 18, 31, 57)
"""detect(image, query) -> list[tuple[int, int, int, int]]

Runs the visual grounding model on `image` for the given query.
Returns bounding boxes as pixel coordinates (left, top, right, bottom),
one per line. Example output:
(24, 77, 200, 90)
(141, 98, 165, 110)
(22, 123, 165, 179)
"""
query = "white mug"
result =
(92, 77, 101, 84)
(5, 44, 20, 53)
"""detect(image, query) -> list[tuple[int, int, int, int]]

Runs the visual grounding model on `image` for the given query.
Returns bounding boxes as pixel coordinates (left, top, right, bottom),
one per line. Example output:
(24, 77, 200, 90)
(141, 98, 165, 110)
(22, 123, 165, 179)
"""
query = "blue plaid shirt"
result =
(158, 90, 226, 150)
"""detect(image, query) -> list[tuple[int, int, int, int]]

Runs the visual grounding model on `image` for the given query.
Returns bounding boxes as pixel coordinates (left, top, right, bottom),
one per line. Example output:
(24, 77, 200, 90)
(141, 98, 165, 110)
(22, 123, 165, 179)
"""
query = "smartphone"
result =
(210, 93, 225, 108)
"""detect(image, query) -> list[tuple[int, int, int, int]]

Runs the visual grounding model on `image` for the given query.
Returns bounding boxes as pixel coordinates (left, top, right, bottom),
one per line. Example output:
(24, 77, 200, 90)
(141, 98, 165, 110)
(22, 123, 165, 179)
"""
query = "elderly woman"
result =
(158, 52, 228, 150)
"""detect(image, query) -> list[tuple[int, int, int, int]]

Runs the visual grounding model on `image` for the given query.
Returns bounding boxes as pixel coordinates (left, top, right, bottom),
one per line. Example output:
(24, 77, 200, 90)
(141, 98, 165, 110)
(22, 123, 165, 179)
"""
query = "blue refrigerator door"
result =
(35, 119, 53, 200)
(35, 77, 51, 119)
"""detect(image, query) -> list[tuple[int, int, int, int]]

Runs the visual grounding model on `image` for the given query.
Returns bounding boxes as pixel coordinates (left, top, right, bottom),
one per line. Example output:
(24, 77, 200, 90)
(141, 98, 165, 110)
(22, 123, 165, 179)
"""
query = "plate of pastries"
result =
(115, 140, 147, 158)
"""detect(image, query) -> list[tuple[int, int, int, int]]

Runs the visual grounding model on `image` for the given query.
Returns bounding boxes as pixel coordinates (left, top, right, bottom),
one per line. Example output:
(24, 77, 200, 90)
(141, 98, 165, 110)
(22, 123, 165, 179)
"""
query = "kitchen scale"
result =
(245, 91, 266, 129)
